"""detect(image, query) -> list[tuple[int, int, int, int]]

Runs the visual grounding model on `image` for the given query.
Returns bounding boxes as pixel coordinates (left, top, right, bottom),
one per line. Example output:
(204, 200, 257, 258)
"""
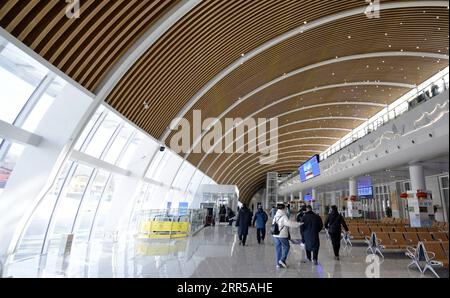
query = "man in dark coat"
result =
(236, 204, 253, 246)
(325, 205, 349, 260)
(296, 205, 307, 244)
(300, 205, 323, 265)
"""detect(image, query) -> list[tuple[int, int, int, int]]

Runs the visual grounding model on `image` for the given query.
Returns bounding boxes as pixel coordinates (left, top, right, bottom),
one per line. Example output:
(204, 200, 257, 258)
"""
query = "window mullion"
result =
(115, 130, 137, 166)
(40, 162, 78, 255)
(70, 168, 99, 235)
(12, 73, 56, 128)
(79, 112, 107, 153)
(99, 123, 123, 161)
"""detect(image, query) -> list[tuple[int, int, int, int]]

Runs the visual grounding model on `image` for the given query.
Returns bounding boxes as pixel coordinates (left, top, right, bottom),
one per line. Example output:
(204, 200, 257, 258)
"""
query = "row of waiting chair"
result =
(406, 241, 449, 277)
(432, 221, 449, 229)
(372, 232, 448, 249)
(349, 226, 444, 239)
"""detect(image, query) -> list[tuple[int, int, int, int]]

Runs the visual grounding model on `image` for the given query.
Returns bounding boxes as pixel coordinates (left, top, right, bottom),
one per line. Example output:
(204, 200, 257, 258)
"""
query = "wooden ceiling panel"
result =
(0, 0, 178, 91)
(107, 0, 402, 138)
(1, 1, 448, 202)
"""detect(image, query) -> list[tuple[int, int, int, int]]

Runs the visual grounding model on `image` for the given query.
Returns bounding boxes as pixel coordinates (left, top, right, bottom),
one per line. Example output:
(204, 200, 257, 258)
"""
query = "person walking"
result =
(253, 205, 268, 244)
(235, 204, 253, 246)
(296, 205, 307, 245)
(324, 205, 349, 260)
(270, 206, 277, 218)
(226, 207, 236, 226)
(300, 205, 323, 265)
(272, 203, 301, 269)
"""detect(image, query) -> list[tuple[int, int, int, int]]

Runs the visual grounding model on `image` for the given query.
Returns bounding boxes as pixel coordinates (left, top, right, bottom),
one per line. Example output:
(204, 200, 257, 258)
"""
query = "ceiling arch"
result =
(184, 63, 426, 157)
(214, 138, 351, 182)
(195, 100, 392, 168)
(203, 118, 366, 176)
(213, 130, 359, 185)
(1, 1, 448, 203)
(160, 1, 449, 142)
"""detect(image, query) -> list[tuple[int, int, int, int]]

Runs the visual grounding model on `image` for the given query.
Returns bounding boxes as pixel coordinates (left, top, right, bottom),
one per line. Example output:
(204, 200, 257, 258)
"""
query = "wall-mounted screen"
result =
(358, 186, 373, 199)
(304, 194, 312, 201)
(299, 155, 321, 182)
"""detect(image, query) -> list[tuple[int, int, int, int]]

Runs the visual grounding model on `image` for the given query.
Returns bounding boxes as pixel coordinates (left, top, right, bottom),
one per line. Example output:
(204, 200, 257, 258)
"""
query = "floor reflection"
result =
(4, 224, 449, 278)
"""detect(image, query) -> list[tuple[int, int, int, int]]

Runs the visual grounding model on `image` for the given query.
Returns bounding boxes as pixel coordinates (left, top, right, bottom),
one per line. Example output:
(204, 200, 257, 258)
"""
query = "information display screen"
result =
(358, 186, 373, 198)
(299, 155, 321, 182)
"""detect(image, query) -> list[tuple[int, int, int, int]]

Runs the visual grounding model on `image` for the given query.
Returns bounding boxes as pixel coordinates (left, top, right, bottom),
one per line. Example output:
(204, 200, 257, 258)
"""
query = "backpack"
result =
(270, 216, 284, 235)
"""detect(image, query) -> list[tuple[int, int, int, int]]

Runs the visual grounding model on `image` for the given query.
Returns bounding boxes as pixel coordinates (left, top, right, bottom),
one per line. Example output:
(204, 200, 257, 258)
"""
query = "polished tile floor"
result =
(4, 224, 449, 278)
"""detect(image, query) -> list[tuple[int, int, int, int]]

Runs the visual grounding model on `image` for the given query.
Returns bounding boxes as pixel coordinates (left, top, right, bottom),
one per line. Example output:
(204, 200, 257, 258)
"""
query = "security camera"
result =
(160, 146, 166, 152)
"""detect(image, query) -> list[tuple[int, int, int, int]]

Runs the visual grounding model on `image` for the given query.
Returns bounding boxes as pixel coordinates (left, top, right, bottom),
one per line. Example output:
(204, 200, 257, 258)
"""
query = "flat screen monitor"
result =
(304, 194, 312, 201)
(358, 186, 373, 198)
(299, 155, 321, 182)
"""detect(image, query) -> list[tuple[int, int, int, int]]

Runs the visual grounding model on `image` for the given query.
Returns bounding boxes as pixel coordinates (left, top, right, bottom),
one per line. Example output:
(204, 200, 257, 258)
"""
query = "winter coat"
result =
(324, 211, 349, 235)
(253, 210, 268, 229)
(300, 211, 323, 251)
(236, 207, 253, 235)
(272, 209, 301, 239)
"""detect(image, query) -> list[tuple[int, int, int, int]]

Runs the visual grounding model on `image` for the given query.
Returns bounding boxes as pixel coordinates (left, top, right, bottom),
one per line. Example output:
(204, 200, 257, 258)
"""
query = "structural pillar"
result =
(330, 192, 337, 206)
(409, 164, 426, 192)
(407, 163, 434, 227)
(347, 177, 358, 218)
(311, 188, 317, 211)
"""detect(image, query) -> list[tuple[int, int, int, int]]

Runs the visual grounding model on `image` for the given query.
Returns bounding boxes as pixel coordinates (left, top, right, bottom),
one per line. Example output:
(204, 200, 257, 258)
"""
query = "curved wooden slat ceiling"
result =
(1, 1, 448, 203)
(0, 0, 179, 91)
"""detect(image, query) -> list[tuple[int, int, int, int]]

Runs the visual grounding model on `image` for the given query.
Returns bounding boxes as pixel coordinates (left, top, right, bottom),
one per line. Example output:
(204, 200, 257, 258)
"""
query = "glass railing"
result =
(320, 69, 449, 162)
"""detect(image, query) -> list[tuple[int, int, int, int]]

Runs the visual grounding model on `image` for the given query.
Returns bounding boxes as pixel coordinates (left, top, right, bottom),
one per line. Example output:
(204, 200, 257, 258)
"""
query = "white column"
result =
(284, 194, 288, 203)
(409, 164, 426, 191)
(349, 177, 357, 197)
(290, 193, 294, 202)
(330, 191, 337, 206)
(311, 188, 317, 209)
(299, 191, 303, 201)
(347, 178, 358, 218)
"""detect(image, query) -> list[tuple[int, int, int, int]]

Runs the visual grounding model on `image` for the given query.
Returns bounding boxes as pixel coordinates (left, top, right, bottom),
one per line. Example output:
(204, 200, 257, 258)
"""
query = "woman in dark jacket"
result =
(236, 204, 253, 246)
(300, 206, 323, 265)
(324, 205, 349, 260)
